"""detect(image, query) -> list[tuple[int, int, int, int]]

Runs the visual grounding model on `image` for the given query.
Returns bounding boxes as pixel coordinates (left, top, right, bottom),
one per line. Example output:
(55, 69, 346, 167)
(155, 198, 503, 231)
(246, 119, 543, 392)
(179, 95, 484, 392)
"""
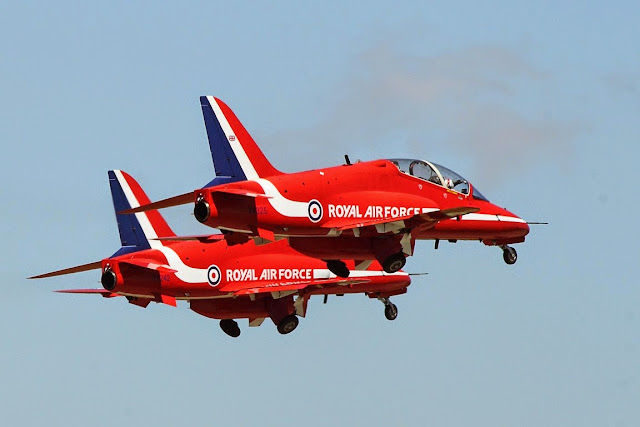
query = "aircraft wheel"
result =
(502, 246, 517, 265)
(326, 260, 350, 278)
(384, 303, 398, 321)
(277, 314, 299, 335)
(220, 319, 241, 338)
(382, 253, 406, 273)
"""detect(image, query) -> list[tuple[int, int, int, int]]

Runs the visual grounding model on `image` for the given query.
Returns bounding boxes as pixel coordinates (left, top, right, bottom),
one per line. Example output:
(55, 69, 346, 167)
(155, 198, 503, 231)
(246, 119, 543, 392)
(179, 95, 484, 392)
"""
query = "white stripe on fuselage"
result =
(244, 178, 525, 225)
(207, 96, 259, 181)
(255, 178, 309, 217)
(461, 213, 526, 223)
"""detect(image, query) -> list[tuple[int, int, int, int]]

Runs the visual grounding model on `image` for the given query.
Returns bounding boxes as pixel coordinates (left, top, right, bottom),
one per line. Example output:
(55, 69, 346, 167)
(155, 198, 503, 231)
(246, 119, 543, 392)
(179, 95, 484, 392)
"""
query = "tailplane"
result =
(109, 170, 175, 255)
(200, 96, 281, 187)
(29, 171, 174, 279)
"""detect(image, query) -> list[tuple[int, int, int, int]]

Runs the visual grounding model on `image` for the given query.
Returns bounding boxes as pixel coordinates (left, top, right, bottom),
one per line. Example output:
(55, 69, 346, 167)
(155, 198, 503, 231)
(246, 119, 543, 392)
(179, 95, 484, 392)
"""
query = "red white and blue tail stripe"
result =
(200, 96, 281, 187)
(109, 170, 175, 256)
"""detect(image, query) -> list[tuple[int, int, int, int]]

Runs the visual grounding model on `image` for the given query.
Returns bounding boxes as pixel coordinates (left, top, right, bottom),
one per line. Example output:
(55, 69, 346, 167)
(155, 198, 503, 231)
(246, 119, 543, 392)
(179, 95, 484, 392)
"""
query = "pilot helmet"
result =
(444, 178, 454, 189)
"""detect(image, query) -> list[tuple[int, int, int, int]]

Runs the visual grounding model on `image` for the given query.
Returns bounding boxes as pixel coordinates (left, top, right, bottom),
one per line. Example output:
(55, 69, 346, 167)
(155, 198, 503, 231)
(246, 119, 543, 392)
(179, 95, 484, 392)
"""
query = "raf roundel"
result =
(207, 264, 222, 287)
(308, 199, 323, 223)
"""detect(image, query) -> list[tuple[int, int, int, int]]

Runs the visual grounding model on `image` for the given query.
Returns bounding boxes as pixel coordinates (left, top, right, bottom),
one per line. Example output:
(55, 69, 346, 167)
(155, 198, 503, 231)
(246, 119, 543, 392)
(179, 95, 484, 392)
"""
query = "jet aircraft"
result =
(126, 96, 530, 278)
(30, 170, 411, 337)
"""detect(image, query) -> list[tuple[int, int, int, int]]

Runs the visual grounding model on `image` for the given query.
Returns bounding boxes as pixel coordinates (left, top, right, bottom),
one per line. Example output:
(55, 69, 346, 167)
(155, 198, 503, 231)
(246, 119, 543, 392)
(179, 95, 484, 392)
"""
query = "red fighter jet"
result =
(30, 170, 411, 337)
(127, 96, 530, 278)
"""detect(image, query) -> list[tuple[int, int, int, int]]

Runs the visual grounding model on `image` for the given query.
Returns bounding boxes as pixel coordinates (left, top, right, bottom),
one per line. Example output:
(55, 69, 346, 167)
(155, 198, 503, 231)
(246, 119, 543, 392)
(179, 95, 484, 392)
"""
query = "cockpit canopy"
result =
(388, 158, 489, 201)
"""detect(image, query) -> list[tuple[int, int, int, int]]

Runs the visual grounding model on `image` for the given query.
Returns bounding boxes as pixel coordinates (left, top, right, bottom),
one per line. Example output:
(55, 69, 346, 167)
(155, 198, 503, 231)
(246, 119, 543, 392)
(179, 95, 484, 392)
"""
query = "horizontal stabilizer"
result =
(29, 261, 102, 279)
(56, 289, 119, 298)
(121, 192, 193, 214)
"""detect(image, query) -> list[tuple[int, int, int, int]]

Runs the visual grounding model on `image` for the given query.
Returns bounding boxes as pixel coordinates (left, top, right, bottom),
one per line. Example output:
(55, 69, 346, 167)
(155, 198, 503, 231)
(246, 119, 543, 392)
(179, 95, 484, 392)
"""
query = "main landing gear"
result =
(219, 319, 241, 338)
(382, 253, 406, 273)
(277, 314, 299, 335)
(501, 245, 517, 265)
(326, 253, 407, 277)
(219, 315, 300, 337)
(379, 297, 398, 321)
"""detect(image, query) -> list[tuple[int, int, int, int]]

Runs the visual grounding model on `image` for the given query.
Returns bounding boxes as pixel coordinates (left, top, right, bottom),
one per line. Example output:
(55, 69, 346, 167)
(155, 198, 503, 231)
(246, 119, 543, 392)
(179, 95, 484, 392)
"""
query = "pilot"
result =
(443, 178, 454, 189)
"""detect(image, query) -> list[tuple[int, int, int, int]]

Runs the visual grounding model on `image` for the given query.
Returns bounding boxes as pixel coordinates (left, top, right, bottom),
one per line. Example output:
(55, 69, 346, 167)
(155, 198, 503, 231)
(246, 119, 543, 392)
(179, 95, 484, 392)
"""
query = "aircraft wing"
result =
(322, 213, 416, 231)
(226, 277, 371, 296)
(419, 206, 480, 221)
(322, 206, 480, 233)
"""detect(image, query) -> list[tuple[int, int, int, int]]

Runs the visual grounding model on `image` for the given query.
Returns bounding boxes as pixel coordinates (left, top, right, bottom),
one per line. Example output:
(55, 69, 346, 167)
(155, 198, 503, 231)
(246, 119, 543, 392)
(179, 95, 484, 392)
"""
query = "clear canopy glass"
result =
(388, 158, 488, 201)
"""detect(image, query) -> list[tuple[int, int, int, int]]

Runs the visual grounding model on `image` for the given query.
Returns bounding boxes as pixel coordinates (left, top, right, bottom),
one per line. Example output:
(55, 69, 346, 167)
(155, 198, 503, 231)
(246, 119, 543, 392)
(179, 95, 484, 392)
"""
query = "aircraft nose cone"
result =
(499, 212, 529, 238)
(516, 219, 530, 236)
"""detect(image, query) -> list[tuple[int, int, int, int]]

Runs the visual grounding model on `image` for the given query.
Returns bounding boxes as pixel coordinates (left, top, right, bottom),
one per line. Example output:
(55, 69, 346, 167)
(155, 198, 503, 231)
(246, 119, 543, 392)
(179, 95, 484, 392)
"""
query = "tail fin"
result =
(200, 96, 281, 187)
(109, 170, 175, 255)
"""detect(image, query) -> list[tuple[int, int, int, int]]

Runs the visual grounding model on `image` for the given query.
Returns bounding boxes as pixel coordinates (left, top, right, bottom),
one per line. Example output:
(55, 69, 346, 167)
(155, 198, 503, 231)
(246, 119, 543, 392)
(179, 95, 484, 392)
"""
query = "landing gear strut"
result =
(502, 245, 517, 265)
(220, 319, 241, 337)
(382, 253, 406, 273)
(379, 297, 398, 321)
(326, 260, 350, 278)
(277, 314, 299, 334)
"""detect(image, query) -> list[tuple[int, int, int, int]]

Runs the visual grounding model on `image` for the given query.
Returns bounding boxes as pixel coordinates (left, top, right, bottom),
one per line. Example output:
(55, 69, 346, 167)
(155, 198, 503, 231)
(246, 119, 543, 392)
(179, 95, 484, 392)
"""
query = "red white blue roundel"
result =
(207, 264, 222, 287)
(308, 199, 323, 223)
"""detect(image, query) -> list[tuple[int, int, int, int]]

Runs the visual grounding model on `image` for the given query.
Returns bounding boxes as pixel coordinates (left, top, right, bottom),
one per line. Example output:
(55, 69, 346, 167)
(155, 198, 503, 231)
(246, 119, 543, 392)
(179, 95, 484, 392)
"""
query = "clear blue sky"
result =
(1, 1, 638, 426)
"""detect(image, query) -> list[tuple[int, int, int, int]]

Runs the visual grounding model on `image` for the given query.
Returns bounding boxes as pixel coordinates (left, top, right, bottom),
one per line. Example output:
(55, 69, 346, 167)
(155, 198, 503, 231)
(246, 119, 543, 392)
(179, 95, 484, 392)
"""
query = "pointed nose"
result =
(496, 211, 530, 238)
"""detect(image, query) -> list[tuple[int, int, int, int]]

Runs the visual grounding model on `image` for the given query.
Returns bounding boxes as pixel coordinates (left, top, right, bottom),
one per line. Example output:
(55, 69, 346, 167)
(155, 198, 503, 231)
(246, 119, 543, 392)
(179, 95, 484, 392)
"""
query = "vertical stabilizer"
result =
(108, 170, 175, 255)
(200, 96, 281, 187)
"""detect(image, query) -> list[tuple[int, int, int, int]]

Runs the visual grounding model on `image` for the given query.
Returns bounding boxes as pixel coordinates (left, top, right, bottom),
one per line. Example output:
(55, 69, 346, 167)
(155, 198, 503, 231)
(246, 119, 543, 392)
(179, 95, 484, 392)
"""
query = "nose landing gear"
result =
(379, 297, 398, 321)
(501, 245, 517, 265)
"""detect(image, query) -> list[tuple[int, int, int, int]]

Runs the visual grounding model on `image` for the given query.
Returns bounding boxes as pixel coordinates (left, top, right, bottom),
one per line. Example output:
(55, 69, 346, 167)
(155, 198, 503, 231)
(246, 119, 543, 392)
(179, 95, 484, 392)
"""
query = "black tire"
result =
(503, 246, 517, 265)
(326, 260, 350, 278)
(382, 253, 406, 273)
(384, 303, 398, 321)
(277, 315, 299, 335)
(220, 319, 241, 338)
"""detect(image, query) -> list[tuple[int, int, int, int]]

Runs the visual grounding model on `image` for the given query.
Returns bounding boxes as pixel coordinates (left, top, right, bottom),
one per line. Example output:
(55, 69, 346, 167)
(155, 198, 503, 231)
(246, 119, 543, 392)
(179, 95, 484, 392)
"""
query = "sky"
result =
(1, 1, 639, 425)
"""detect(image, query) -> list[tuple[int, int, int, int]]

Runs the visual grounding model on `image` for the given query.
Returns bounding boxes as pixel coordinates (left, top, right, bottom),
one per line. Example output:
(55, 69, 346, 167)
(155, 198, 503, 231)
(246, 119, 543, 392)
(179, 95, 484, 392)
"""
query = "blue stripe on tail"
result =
(108, 170, 151, 255)
(200, 96, 247, 187)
